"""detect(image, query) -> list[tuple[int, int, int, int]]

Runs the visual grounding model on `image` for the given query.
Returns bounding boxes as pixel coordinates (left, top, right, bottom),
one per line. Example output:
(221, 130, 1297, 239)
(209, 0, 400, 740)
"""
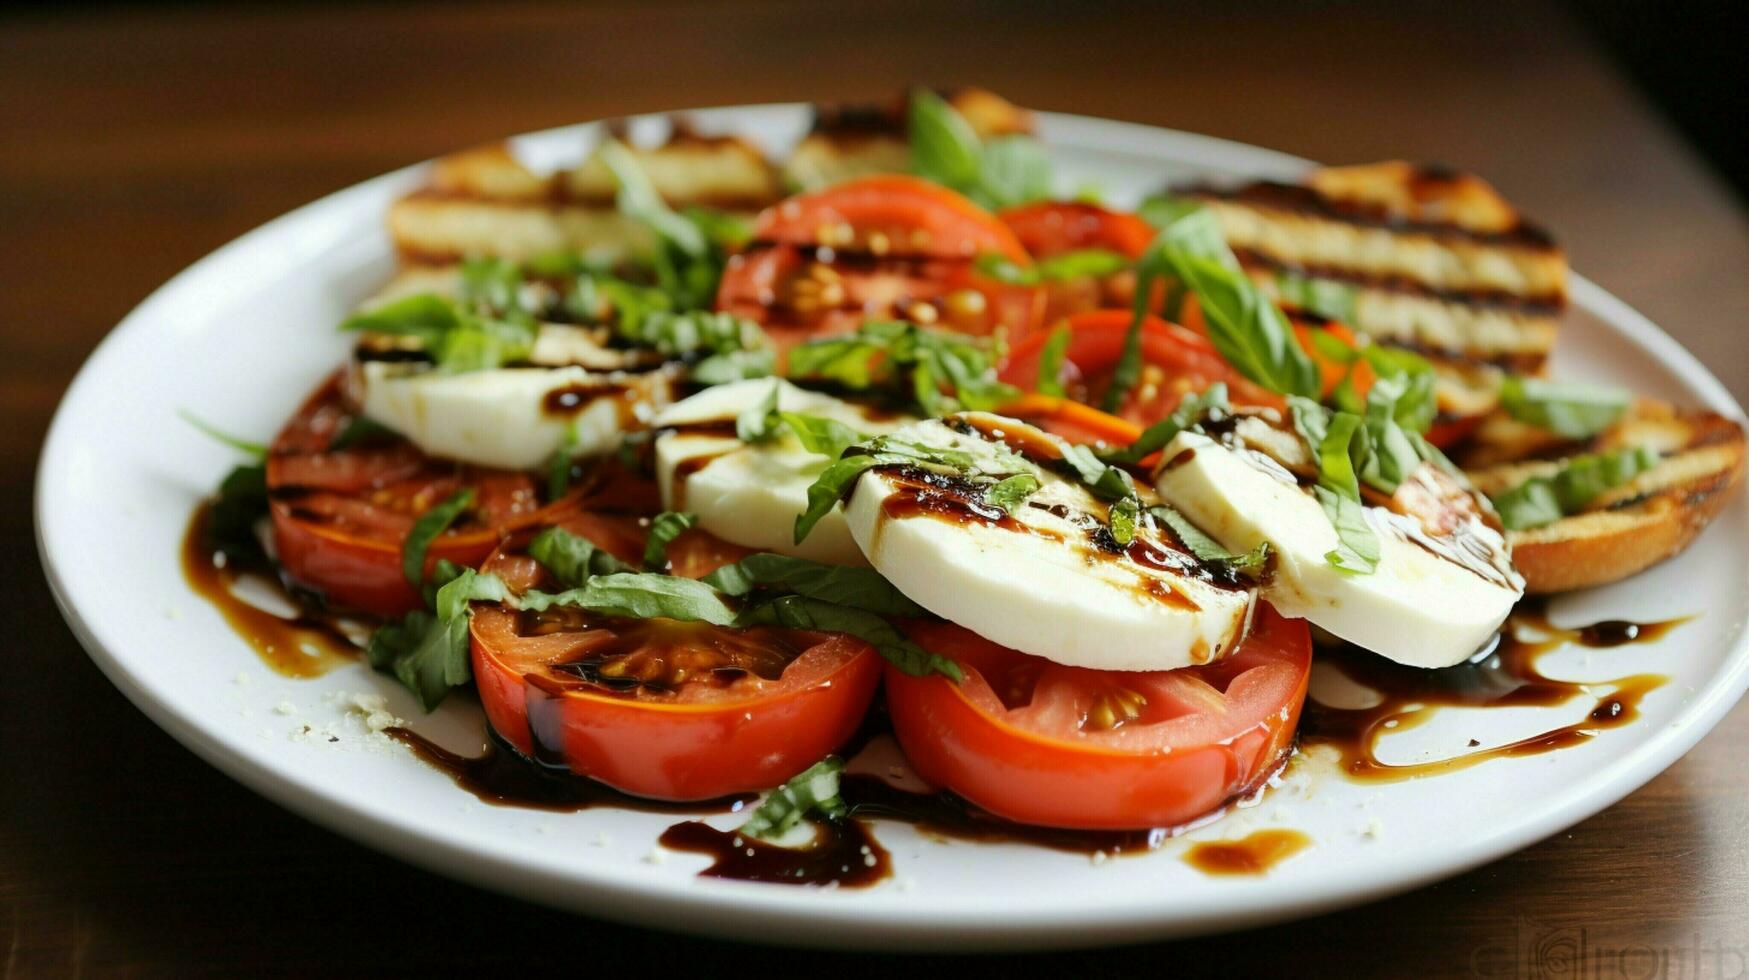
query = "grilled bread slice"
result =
(1463, 401, 1745, 593)
(782, 87, 1034, 190)
(1179, 161, 1567, 376)
(388, 123, 780, 264)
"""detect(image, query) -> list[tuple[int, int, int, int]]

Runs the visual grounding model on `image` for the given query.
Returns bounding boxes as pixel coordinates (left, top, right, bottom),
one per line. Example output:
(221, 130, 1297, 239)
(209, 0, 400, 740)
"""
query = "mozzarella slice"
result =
(653, 380, 912, 565)
(1153, 424, 1523, 668)
(840, 414, 1256, 671)
(355, 361, 675, 470)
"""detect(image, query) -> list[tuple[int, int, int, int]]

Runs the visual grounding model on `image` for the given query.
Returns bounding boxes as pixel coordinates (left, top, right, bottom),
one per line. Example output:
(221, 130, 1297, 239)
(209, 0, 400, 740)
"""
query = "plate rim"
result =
(34, 103, 1749, 951)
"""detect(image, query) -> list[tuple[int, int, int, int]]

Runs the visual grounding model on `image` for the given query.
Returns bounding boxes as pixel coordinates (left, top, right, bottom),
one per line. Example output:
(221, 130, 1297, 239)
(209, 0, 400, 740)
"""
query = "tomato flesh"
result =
(886, 605, 1311, 830)
(469, 519, 883, 801)
(265, 374, 581, 616)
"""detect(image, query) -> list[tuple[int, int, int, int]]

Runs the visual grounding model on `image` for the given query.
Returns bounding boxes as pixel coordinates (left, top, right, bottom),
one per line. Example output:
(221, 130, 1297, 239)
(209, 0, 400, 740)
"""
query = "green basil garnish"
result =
(983, 473, 1042, 514)
(739, 757, 849, 842)
(517, 572, 737, 626)
(401, 489, 475, 589)
(1033, 324, 1071, 397)
(736, 594, 961, 681)
(908, 89, 1053, 210)
(528, 526, 635, 588)
(1490, 446, 1660, 531)
(703, 553, 923, 617)
(1499, 376, 1631, 439)
(367, 563, 512, 711)
(785, 320, 1015, 416)
(1290, 398, 1381, 574)
(1151, 505, 1270, 575)
(642, 511, 699, 570)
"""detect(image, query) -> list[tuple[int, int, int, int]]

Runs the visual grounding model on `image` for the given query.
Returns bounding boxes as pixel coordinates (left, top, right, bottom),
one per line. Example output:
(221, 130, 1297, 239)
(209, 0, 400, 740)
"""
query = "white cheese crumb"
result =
(165, 606, 183, 621)
(341, 692, 403, 732)
(1363, 817, 1385, 839)
(273, 700, 298, 716)
(233, 672, 255, 688)
(592, 832, 613, 848)
(643, 848, 668, 865)
(1090, 850, 1109, 866)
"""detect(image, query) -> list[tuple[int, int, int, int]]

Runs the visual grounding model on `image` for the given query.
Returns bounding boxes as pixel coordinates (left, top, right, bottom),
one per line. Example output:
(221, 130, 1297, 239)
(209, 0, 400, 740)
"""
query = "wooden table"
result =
(5, 2, 1745, 974)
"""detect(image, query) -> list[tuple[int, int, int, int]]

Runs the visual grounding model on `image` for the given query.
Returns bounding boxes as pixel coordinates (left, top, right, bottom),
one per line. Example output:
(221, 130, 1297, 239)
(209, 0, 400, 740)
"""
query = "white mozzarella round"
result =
(840, 415, 1256, 672)
(1153, 429, 1523, 668)
(653, 379, 912, 566)
(356, 361, 673, 471)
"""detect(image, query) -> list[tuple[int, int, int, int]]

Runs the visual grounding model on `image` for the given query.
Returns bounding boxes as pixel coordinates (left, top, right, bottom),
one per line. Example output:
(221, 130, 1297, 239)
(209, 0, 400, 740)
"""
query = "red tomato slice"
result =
(754, 174, 1030, 262)
(886, 605, 1311, 830)
(1000, 310, 1285, 432)
(265, 374, 585, 617)
(470, 520, 883, 801)
(998, 201, 1155, 259)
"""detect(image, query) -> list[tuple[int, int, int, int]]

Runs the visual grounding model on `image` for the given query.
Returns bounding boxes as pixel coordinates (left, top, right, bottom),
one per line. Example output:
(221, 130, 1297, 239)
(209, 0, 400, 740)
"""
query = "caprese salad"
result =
(186, 88, 1745, 861)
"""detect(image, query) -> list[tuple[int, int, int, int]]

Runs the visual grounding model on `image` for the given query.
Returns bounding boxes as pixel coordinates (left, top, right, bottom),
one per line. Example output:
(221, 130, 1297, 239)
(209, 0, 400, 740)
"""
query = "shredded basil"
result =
(786, 320, 1015, 416)
(908, 90, 1053, 210)
(1274, 269, 1357, 323)
(206, 463, 270, 565)
(1123, 198, 1321, 403)
(1102, 383, 1229, 464)
(703, 553, 922, 617)
(517, 572, 737, 625)
(691, 348, 775, 384)
(367, 563, 512, 711)
(736, 380, 784, 443)
(642, 511, 699, 570)
(1290, 398, 1381, 574)
(401, 489, 475, 589)
(329, 415, 397, 451)
(793, 436, 996, 544)
(983, 473, 1042, 514)
(180, 410, 269, 459)
(739, 757, 849, 842)
(1499, 376, 1631, 439)
(1034, 324, 1071, 397)
(975, 249, 1130, 286)
(528, 526, 635, 588)
(1490, 446, 1660, 531)
(1151, 505, 1270, 575)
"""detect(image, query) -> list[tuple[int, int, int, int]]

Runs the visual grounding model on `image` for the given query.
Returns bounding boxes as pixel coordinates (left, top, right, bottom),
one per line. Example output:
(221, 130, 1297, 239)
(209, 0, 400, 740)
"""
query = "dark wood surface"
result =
(5, 2, 1746, 975)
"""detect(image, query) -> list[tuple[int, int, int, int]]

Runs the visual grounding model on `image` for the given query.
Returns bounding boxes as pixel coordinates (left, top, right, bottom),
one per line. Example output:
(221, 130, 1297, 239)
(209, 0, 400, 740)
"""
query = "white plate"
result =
(36, 105, 1749, 951)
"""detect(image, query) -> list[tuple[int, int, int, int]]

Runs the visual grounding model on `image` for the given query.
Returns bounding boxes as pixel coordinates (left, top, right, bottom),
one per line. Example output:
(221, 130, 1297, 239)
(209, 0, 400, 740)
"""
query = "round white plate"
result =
(36, 105, 1749, 951)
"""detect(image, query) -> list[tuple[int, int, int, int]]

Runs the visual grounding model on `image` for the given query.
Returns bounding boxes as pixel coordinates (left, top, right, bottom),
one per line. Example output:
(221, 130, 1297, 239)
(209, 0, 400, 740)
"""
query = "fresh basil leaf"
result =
(618, 308, 765, 358)
(517, 572, 736, 626)
(642, 511, 699, 570)
(1132, 199, 1320, 399)
(691, 348, 775, 384)
(340, 294, 462, 348)
(597, 139, 708, 259)
(458, 256, 525, 314)
(780, 412, 867, 459)
(205, 463, 270, 564)
(739, 757, 848, 842)
(908, 89, 982, 191)
(1107, 495, 1141, 546)
(736, 595, 961, 681)
(546, 425, 578, 501)
(1103, 383, 1230, 464)
(703, 553, 922, 617)
(1305, 410, 1380, 574)
(975, 251, 1127, 286)
(679, 206, 753, 252)
(402, 489, 475, 589)
(1490, 445, 1660, 531)
(180, 410, 269, 460)
(1275, 270, 1357, 323)
(529, 525, 635, 588)
(1355, 374, 1423, 494)
(368, 567, 511, 711)
(1151, 505, 1270, 573)
(329, 415, 397, 451)
(795, 455, 891, 544)
(983, 473, 1041, 514)
(1034, 324, 1071, 397)
(978, 135, 1053, 208)
(1500, 376, 1631, 439)
(736, 380, 784, 443)
(785, 320, 1014, 416)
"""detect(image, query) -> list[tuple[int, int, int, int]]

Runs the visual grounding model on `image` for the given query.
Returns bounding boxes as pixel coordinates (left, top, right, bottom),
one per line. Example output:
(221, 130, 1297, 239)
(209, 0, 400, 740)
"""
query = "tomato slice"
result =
(754, 174, 1030, 262)
(1000, 310, 1285, 432)
(886, 605, 1311, 830)
(998, 201, 1154, 259)
(719, 176, 1044, 350)
(470, 519, 883, 801)
(265, 374, 584, 617)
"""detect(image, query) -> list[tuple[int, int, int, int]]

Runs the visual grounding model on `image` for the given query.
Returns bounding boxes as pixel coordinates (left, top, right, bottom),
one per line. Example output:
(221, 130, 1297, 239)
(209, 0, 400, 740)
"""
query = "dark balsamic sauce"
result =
(1300, 598, 1684, 781)
(181, 502, 361, 678)
(1183, 829, 1312, 875)
(658, 819, 890, 887)
(387, 726, 753, 815)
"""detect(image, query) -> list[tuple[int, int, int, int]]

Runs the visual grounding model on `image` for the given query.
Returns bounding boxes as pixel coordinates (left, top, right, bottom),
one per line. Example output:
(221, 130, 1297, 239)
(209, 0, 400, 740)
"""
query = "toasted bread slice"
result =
(389, 122, 779, 264)
(1180, 161, 1566, 372)
(782, 87, 1033, 190)
(1463, 402, 1745, 593)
